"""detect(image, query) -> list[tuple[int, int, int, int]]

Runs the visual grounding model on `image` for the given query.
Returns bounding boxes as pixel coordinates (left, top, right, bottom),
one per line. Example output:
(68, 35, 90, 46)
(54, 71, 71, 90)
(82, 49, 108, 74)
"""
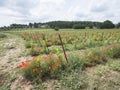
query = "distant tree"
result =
(29, 23, 33, 28)
(0, 20, 116, 30)
(116, 22, 120, 28)
(34, 23, 38, 28)
(3, 26, 8, 30)
(54, 27, 59, 31)
(100, 20, 115, 29)
(73, 24, 85, 29)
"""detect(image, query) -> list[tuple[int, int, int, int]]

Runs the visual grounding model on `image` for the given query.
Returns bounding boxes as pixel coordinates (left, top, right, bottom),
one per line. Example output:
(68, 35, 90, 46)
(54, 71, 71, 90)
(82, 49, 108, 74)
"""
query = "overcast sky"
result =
(0, 0, 120, 26)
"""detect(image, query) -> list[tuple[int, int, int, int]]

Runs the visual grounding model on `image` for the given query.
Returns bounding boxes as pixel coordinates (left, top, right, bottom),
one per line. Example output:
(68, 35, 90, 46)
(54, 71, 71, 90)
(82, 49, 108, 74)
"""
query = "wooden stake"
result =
(58, 34, 68, 63)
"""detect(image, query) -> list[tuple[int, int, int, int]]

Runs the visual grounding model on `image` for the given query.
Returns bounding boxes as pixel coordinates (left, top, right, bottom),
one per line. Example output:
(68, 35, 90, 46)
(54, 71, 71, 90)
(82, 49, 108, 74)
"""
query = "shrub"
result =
(29, 45, 41, 56)
(108, 61, 120, 71)
(0, 34, 7, 38)
(66, 55, 84, 71)
(73, 24, 85, 29)
(54, 27, 59, 31)
(25, 41, 33, 48)
(60, 70, 84, 90)
(104, 44, 120, 58)
(18, 53, 65, 78)
(83, 49, 107, 67)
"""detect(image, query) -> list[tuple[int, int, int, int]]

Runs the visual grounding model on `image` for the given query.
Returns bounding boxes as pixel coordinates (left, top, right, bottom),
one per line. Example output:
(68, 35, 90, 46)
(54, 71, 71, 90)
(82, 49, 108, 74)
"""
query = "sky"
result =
(0, 0, 120, 26)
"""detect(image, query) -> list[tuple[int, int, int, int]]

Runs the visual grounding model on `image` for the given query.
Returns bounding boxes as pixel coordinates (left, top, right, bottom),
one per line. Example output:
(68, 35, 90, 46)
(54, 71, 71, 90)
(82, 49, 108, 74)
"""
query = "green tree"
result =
(29, 23, 33, 28)
(34, 23, 38, 28)
(100, 20, 115, 29)
(73, 24, 85, 29)
(54, 27, 59, 31)
(116, 22, 120, 28)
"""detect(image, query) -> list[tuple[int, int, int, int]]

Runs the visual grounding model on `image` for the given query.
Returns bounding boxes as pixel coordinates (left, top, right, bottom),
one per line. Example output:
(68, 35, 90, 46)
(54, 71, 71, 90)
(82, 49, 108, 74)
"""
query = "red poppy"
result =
(18, 64, 23, 68)
(22, 62, 26, 66)
(25, 59, 30, 63)
(32, 57, 36, 62)
(24, 63, 30, 69)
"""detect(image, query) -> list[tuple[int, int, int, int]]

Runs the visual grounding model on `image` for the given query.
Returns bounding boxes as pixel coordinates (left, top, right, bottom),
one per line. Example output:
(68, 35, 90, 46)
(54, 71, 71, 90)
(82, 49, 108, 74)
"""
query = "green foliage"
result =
(0, 20, 116, 30)
(29, 46, 41, 56)
(108, 61, 120, 71)
(54, 27, 59, 31)
(104, 44, 120, 58)
(73, 24, 85, 29)
(100, 20, 115, 29)
(116, 22, 120, 28)
(83, 48, 107, 67)
(0, 73, 17, 90)
(34, 23, 38, 28)
(0, 34, 7, 38)
(18, 53, 65, 78)
(94, 66, 110, 76)
(60, 70, 84, 90)
(67, 55, 84, 71)
(29, 23, 33, 28)
(25, 41, 33, 48)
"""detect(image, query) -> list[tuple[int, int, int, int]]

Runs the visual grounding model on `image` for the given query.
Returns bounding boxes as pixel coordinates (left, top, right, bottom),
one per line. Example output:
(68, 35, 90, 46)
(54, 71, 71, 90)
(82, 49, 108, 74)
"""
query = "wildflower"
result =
(32, 57, 36, 62)
(18, 64, 23, 68)
(25, 59, 30, 63)
(24, 63, 30, 69)
(22, 62, 26, 66)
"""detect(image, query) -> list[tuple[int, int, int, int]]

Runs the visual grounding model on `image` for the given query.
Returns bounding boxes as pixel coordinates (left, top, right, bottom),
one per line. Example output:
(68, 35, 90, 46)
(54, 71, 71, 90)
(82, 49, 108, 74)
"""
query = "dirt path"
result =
(0, 34, 33, 90)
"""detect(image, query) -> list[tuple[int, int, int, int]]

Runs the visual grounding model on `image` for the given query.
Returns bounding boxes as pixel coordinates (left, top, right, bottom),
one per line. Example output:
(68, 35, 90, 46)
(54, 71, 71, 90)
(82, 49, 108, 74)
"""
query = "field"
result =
(0, 29, 120, 90)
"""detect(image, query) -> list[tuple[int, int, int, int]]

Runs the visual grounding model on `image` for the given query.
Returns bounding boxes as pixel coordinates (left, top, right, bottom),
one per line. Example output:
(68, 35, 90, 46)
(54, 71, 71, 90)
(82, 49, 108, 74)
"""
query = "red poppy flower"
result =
(22, 62, 26, 66)
(18, 64, 23, 68)
(32, 57, 36, 62)
(25, 59, 30, 63)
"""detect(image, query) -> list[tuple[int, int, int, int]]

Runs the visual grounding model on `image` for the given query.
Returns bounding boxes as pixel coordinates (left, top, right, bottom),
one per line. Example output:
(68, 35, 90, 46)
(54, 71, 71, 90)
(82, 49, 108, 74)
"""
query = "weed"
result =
(108, 60, 120, 72)
(104, 44, 120, 58)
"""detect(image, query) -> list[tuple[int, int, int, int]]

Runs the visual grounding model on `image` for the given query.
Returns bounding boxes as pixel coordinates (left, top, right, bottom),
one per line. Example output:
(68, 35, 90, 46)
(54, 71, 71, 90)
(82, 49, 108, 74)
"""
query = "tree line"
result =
(0, 20, 120, 30)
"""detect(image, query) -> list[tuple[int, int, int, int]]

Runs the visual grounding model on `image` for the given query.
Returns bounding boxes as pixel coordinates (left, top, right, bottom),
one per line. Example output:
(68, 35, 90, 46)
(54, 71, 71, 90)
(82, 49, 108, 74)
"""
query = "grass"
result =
(0, 29, 120, 90)
(0, 44, 6, 57)
(17, 53, 120, 90)
(108, 60, 120, 72)
(0, 71, 18, 90)
(31, 59, 120, 90)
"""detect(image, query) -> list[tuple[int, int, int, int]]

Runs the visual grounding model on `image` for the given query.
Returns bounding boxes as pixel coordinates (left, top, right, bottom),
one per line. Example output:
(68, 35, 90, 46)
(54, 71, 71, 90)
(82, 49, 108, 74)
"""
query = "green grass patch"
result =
(108, 60, 120, 72)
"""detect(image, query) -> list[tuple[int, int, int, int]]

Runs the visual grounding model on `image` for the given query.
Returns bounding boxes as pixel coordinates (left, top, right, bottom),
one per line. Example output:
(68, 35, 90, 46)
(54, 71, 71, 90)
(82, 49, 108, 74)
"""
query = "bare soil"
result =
(0, 34, 33, 90)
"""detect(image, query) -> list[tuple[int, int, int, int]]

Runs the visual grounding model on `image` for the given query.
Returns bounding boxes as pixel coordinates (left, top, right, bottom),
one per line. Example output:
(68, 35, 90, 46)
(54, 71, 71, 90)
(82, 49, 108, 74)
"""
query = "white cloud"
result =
(40, 0, 65, 5)
(0, 0, 120, 26)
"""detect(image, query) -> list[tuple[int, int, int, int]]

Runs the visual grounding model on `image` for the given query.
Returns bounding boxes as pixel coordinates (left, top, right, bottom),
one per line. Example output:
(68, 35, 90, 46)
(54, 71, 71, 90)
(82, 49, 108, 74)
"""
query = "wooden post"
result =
(58, 34, 68, 63)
